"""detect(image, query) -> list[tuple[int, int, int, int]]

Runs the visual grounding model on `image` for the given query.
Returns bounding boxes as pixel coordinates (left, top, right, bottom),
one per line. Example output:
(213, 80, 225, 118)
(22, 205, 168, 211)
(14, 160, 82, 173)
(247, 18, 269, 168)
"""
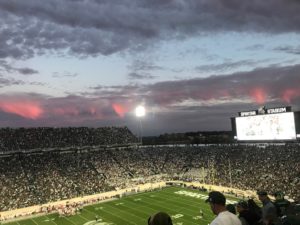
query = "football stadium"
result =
(0, 106, 300, 225)
(1, 1, 300, 225)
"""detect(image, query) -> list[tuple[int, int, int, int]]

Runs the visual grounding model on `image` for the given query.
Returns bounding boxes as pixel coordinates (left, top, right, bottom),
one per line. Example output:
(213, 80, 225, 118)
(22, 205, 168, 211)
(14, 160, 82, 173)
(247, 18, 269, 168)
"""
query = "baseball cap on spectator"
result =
(205, 191, 226, 205)
(274, 191, 284, 198)
(257, 191, 268, 196)
(236, 200, 248, 209)
(148, 212, 173, 225)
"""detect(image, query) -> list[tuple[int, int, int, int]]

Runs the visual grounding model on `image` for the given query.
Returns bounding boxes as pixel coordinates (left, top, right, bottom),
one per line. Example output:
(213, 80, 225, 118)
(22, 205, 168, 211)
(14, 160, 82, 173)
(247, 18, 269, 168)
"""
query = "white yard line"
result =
(63, 216, 77, 225)
(30, 218, 39, 225)
(44, 215, 58, 225)
(105, 203, 145, 223)
(83, 207, 137, 225)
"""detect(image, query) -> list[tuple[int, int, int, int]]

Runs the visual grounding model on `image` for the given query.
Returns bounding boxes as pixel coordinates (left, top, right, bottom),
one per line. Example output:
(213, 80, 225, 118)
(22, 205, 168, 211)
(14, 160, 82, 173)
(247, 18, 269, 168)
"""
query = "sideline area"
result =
(0, 181, 256, 222)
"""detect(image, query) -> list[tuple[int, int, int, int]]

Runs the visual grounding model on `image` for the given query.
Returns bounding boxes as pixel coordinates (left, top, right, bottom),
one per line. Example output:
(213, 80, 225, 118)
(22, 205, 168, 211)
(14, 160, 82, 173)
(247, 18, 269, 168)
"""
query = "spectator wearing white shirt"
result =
(206, 191, 242, 225)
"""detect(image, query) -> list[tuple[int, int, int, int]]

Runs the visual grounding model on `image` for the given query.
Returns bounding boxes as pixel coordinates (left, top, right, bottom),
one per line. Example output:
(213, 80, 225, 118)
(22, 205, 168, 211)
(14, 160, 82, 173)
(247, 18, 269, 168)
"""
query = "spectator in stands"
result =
(273, 201, 300, 225)
(273, 191, 290, 217)
(257, 191, 278, 225)
(0, 139, 300, 215)
(148, 212, 173, 225)
(247, 199, 262, 221)
(206, 191, 241, 225)
(236, 200, 261, 225)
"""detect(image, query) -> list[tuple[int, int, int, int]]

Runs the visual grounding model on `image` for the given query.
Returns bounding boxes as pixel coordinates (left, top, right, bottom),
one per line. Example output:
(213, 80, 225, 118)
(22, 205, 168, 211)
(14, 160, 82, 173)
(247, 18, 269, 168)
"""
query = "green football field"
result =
(4, 186, 238, 225)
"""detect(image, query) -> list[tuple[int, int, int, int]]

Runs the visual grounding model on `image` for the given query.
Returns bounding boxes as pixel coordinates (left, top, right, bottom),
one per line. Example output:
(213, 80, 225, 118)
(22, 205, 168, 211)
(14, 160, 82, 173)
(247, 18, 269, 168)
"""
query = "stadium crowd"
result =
(0, 127, 137, 151)
(0, 127, 299, 224)
(0, 139, 299, 212)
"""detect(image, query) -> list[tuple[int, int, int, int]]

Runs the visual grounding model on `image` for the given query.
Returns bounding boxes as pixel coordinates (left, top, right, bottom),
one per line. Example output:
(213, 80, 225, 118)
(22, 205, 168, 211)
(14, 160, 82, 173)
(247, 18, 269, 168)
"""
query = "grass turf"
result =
(5, 186, 238, 225)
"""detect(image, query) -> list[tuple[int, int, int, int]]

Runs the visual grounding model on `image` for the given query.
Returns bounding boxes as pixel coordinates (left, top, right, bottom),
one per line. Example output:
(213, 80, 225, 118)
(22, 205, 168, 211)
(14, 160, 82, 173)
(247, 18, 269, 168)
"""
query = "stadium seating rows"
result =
(0, 127, 137, 151)
(0, 139, 299, 212)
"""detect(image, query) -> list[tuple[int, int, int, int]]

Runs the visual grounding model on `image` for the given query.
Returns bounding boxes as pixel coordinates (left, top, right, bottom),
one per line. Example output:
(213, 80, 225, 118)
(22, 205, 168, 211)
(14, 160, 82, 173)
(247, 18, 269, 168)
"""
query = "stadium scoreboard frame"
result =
(231, 106, 300, 141)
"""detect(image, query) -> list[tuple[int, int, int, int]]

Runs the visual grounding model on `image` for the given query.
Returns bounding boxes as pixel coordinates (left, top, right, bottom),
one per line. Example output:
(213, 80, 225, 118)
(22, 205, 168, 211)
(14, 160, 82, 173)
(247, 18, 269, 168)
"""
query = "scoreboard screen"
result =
(236, 112, 296, 141)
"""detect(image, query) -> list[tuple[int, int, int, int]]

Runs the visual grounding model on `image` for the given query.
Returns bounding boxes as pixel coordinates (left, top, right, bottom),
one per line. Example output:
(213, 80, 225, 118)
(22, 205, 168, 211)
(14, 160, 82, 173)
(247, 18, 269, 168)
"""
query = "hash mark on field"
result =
(193, 216, 203, 220)
(115, 203, 124, 206)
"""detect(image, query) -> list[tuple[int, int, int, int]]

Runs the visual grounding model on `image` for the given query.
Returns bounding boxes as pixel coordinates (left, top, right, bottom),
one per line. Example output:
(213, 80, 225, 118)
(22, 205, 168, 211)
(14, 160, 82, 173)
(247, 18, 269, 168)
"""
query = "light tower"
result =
(135, 105, 145, 145)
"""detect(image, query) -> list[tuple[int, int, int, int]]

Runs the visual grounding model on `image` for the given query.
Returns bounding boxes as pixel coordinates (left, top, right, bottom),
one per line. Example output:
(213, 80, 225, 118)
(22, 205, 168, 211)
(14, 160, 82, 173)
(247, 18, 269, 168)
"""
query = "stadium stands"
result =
(0, 127, 299, 212)
(0, 127, 138, 152)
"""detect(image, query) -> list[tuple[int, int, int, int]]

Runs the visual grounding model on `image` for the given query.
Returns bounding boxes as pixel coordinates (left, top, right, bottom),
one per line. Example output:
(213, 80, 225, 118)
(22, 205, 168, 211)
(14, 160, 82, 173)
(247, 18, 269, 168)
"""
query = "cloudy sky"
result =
(0, 0, 300, 135)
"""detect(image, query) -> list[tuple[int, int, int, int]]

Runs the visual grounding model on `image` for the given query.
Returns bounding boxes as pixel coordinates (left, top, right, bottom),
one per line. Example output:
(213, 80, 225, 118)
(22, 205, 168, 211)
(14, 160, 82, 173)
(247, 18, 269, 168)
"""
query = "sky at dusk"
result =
(0, 0, 300, 135)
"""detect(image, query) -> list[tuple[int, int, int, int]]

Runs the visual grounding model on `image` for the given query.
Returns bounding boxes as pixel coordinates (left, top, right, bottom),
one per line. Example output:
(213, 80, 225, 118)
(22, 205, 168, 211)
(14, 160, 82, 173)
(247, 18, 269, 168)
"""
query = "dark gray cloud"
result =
(0, 77, 25, 87)
(0, 60, 38, 75)
(128, 60, 163, 72)
(195, 60, 263, 73)
(128, 72, 156, 80)
(17, 67, 38, 75)
(127, 60, 161, 80)
(0, 0, 300, 59)
(90, 63, 300, 107)
(274, 46, 300, 55)
(146, 64, 300, 105)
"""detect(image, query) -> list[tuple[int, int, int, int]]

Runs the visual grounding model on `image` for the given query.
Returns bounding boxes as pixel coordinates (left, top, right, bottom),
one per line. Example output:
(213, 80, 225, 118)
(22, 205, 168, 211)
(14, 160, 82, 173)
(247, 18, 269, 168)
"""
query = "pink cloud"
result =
(282, 88, 300, 103)
(0, 101, 43, 119)
(112, 103, 129, 118)
(249, 87, 267, 104)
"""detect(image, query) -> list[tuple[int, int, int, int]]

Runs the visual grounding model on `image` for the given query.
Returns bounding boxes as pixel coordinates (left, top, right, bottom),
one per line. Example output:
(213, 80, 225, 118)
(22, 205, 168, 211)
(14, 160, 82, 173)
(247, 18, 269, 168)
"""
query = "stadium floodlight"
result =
(135, 105, 145, 118)
(135, 105, 145, 145)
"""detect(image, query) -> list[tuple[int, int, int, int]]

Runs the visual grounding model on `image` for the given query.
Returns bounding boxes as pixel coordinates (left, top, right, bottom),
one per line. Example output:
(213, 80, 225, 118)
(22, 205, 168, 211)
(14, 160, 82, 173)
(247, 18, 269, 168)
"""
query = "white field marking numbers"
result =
(174, 190, 237, 205)
(172, 214, 184, 219)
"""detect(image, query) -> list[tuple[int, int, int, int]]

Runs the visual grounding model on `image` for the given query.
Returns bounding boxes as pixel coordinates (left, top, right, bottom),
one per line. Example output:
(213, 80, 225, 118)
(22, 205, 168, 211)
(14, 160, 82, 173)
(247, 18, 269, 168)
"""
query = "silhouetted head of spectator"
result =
(148, 212, 173, 225)
(257, 190, 269, 202)
(206, 191, 226, 215)
(236, 200, 248, 213)
(274, 191, 284, 201)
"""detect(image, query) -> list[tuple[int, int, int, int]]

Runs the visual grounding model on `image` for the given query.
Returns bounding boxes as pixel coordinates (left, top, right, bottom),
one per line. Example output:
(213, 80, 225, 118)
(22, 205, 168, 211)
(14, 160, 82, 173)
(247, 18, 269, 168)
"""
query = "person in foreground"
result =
(257, 191, 278, 225)
(236, 200, 261, 225)
(206, 191, 242, 225)
(148, 212, 173, 225)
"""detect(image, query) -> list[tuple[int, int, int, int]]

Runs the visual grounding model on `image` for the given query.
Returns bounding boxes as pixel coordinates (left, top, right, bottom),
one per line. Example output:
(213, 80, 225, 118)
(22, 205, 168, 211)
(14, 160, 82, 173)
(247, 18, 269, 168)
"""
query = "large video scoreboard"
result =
(231, 106, 299, 141)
